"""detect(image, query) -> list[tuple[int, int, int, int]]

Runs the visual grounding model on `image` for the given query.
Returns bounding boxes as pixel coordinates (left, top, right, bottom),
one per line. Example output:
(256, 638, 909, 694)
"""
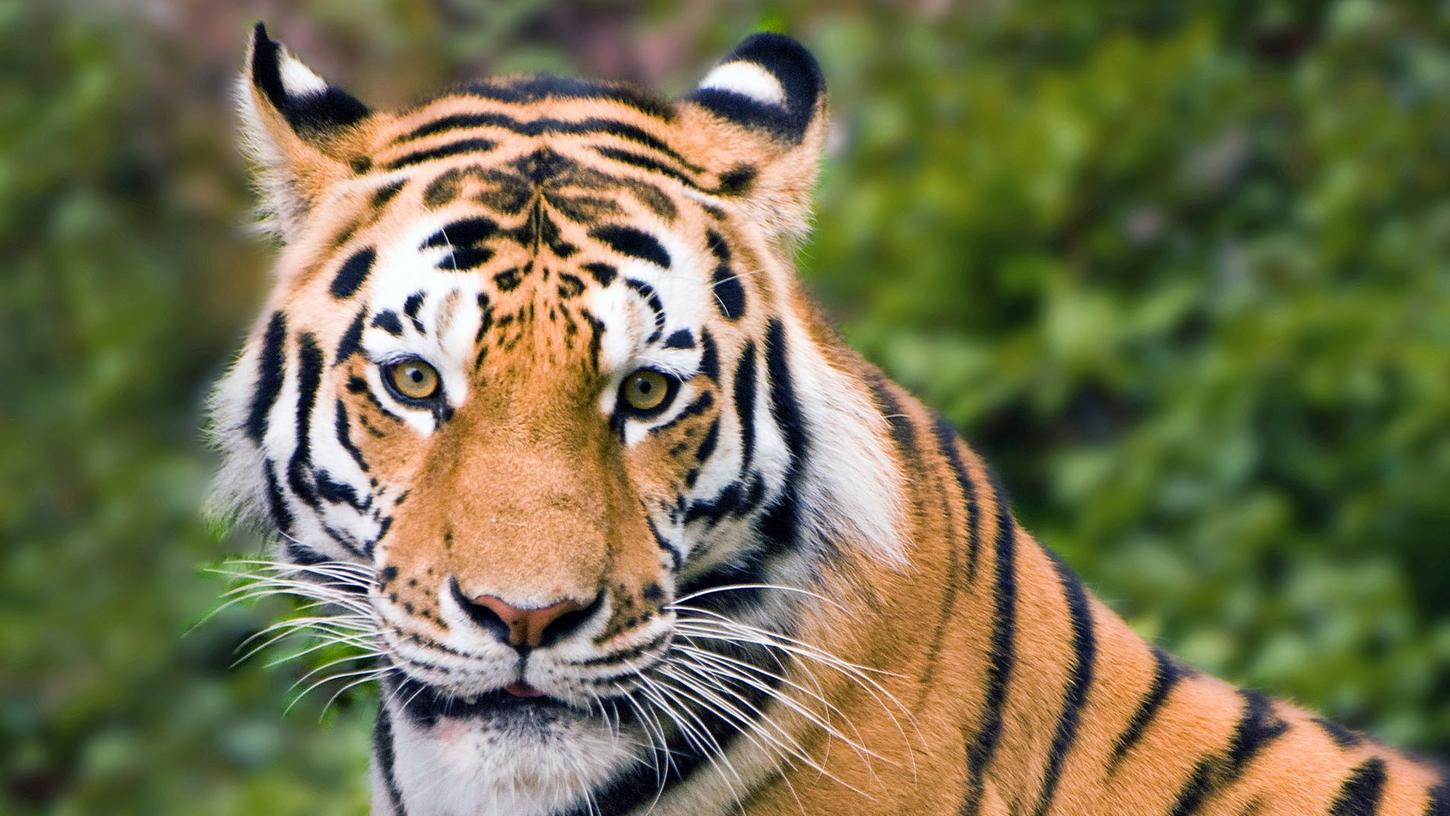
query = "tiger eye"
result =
(386, 358, 440, 401)
(622, 369, 670, 412)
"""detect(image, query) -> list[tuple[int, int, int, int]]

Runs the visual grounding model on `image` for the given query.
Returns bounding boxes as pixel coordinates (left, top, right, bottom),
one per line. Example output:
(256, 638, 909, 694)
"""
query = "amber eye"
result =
(383, 358, 441, 402)
(621, 369, 673, 414)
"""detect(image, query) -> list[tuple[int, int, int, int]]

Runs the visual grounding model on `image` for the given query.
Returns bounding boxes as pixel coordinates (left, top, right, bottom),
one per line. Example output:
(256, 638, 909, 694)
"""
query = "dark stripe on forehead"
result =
(453, 76, 676, 121)
(245, 311, 287, 443)
(582, 262, 616, 286)
(384, 137, 496, 170)
(372, 310, 404, 336)
(330, 247, 375, 299)
(421, 216, 497, 248)
(394, 112, 700, 172)
(591, 145, 702, 191)
(334, 307, 367, 366)
(590, 225, 671, 269)
(624, 278, 665, 344)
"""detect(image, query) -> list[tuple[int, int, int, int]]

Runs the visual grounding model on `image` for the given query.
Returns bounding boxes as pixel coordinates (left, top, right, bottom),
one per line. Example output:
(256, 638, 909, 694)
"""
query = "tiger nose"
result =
(456, 586, 597, 649)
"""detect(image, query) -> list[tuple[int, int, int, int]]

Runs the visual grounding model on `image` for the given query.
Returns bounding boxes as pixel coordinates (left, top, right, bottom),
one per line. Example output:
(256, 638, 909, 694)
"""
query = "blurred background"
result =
(4, 0, 1449, 812)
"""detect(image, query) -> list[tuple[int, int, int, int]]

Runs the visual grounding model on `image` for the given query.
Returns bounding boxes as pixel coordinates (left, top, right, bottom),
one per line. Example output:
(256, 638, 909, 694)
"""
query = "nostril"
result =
(449, 578, 602, 649)
(450, 578, 511, 643)
(536, 592, 603, 647)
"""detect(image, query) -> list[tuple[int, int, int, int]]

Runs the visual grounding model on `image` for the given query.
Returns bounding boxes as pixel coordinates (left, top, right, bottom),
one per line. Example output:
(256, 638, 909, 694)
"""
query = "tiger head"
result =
(210, 23, 904, 806)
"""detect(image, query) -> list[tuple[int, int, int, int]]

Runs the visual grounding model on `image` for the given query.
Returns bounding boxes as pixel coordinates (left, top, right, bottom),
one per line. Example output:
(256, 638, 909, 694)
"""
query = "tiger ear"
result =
(678, 33, 828, 242)
(237, 23, 372, 241)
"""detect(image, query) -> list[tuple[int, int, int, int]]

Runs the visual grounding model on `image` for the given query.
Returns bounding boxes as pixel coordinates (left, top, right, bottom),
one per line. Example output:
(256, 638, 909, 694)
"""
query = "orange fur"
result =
(215, 24, 1447, 816)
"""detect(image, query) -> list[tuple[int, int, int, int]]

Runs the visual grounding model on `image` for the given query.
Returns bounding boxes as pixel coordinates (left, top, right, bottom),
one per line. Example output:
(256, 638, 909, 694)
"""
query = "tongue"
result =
(504, 682, 544, 698)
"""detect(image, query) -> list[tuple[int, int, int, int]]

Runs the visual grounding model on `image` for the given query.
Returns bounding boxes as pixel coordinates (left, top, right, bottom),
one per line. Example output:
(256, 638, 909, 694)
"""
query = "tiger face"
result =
(211, 25, 903, 811)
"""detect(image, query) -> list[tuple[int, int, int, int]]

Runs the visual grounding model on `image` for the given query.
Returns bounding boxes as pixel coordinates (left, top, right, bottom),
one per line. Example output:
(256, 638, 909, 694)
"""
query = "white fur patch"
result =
(279, 49, 328, 97)
(697, 61, 787, 107)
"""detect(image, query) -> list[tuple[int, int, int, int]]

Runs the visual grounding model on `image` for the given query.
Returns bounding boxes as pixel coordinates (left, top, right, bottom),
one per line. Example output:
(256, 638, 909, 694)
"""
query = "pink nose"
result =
(470, 594, 588, 649)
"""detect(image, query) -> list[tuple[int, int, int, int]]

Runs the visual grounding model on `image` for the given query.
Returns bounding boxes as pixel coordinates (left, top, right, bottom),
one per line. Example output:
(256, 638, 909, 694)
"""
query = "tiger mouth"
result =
(392, 675, 583, 726)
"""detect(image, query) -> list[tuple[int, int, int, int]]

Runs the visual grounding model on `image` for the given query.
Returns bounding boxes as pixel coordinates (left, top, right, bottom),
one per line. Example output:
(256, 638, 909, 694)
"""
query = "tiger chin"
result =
(208, 21, 1446, 816)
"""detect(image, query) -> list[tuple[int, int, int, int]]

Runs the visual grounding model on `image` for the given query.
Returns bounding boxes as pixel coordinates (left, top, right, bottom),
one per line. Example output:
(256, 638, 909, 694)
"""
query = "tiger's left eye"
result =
(383, 358, 441, 402)
(620, 369, 674, 414)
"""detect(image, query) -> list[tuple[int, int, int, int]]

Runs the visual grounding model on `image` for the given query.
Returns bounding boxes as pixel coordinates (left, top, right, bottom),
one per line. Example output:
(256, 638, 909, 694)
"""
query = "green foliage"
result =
(3, 1, 1446, 811)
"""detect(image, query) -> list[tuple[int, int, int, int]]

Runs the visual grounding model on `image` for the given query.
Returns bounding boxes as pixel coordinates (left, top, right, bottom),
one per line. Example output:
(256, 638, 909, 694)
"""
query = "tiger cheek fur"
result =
(209, 22, 1448, 816)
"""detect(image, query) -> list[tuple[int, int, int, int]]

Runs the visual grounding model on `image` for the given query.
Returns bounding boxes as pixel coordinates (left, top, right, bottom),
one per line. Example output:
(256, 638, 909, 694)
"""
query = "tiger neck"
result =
(800, 335, 1254, 814)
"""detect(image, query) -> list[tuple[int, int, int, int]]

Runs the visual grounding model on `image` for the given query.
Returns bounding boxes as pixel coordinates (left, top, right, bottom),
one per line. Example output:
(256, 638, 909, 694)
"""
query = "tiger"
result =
(208, 21, 1448, 816)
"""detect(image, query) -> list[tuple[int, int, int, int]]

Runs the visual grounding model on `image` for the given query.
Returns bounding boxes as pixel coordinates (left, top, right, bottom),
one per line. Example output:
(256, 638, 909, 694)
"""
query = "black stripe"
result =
(285, 334, 325, 512)
(371, 179, 404, 209)
(245, 311, 287, 442)
(699, 329, 720, 382)
(1032, 554, 1097, 816)
(733, 341, 758, 474)
(960, 476, 1017, 815)
(384, 137, 495, 170)
(693, 418, 720, 474)
(395, 112, 699, 171)
(591, 144, 702, 190)
(706, 229, 746, 320)
(1224, 689, 1287, 779)
(683, 474, 767, 526)
(1169, 758, 1218, 816)
(763, 320, 807, 461)
(334, 400, 369, 473)
(329, 247, 374, 299)
(402, 292, 426, 334)
(624, 278, 666, 343)
(454, 75, 675, 121)
(334, 307, 367, 366)
(421, 216, 497, 249)
(582, 262, 616, 286)
(314, 469, 368, 511)
(654, 391, 714, 434)
(591, 225, 671, 269)
(664, 329, 695, 349)
(262, 457, 293, 535)
(932, 413, 982, 581)
(1315, 717, 1365, 750)
(372, 310, 403, 337)
(1426, 773, 1448, 816)
(1110, 646, 1185, 772)
(647, 516, 683, 572)
(1330, 758, 1388, 816)
(373, 704, 407, 816)
(711, 264, 746, 320)
(1166, 689, 1288, 816)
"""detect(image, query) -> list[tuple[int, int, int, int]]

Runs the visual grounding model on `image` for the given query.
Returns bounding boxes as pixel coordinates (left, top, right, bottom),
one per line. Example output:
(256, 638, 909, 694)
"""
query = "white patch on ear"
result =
(698, 61, 787, 106)
(279, 50, 327, 97)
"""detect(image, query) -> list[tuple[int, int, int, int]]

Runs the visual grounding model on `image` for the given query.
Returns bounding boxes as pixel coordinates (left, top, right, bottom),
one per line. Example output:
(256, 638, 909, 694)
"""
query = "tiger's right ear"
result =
(238, 23, 372, 241)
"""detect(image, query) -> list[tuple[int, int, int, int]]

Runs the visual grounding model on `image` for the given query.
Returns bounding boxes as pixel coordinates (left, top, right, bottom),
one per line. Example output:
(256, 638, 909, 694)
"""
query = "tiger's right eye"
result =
(382, 358, 441, 403)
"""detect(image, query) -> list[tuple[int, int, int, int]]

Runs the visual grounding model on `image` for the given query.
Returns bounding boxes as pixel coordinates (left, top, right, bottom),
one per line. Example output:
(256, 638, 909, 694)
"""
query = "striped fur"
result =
(209, 24, 1447, 816)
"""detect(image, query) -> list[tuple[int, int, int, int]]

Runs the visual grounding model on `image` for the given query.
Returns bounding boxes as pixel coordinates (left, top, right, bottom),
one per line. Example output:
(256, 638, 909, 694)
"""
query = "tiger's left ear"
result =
(237, 23, 373, 241)
(677, 33, 828, 242)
